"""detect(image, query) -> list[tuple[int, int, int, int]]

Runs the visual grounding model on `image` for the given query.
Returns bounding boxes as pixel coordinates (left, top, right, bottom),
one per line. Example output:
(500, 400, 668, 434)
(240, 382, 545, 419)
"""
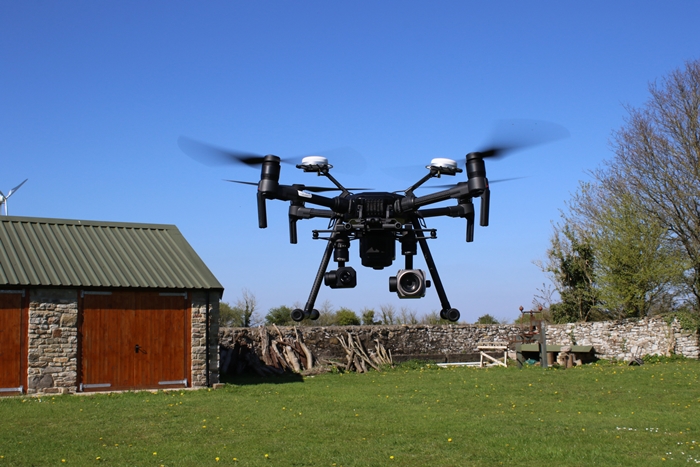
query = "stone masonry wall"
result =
(545, 318, 699, 360)
(27, 289, 79, 395)
(191, 291, 220, 387)
(220, 317, 699, 363)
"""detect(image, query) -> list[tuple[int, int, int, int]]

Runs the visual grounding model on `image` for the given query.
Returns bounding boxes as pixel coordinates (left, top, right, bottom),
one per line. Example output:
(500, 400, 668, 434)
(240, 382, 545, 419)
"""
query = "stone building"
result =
(0, 216, 223, 395)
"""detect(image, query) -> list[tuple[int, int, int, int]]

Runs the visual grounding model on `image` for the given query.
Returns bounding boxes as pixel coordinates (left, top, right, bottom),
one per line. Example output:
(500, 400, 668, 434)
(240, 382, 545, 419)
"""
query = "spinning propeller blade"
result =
(225, 180, 371, 193)
(179, 136, 365, 175)
(178, 136, 300, 167)
(413, 177, 527, 190)
(472, 119, 570, 160)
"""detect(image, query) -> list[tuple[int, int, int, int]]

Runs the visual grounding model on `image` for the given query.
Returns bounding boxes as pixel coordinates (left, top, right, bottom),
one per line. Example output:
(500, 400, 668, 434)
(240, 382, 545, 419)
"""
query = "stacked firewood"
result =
(259, 325, 315, 374)
(332, 332, 393, 373)
(221, 328, 392, 376)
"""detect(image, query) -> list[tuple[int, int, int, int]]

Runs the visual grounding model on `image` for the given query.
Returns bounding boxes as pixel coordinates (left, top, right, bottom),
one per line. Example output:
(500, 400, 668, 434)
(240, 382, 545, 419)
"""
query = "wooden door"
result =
(132, 292, 188, 388)
(0, 291, 24, 395)
(81, 291, 189, 391)
(81, 292, 136, 390)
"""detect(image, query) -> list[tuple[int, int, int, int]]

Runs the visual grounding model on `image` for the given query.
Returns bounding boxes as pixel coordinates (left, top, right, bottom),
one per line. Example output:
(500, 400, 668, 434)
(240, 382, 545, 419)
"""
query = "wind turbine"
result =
(0, 179, 28, 215)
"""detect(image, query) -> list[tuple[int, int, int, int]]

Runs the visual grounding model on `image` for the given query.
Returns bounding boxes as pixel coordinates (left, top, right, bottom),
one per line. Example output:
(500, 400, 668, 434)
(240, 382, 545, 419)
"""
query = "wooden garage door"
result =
(80, 291, 189, 391)
(0, 291, 24, 395)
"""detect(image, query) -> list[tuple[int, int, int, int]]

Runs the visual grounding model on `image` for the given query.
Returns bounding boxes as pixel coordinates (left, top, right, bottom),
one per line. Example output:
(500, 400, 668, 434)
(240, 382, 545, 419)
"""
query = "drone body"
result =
(249, 153, 495, 322)
(178, 120, 568, 323)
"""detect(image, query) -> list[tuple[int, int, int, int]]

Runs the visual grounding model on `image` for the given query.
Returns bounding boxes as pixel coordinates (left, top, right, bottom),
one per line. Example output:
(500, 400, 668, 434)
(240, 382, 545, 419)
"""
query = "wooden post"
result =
(539, 322, 548, 369)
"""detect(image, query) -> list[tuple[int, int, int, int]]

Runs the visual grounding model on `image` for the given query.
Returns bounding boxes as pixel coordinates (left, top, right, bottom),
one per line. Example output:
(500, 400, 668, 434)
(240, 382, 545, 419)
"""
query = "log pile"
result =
(258, 325, 316, 374)
(330, 332, 393, 373)
(220, 326, 317, 376)
(220, 327, 393, 376)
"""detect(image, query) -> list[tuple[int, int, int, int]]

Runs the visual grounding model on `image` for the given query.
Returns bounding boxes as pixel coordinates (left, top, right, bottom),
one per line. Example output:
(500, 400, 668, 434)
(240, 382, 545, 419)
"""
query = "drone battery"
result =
(359, 232, 395, 270)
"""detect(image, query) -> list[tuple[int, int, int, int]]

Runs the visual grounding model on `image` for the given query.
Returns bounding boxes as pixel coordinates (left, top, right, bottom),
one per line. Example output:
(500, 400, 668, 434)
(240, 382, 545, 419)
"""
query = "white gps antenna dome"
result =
(298, 156, 332, 172)
(429, 158, 458, 170)
(300, 156, 329, 167)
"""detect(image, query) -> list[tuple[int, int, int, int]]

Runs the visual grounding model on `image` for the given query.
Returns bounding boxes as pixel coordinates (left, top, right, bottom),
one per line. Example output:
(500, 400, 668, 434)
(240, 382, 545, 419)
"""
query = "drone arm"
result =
(418, 198, 476, 242)
(273, 185, 351, 212)
(397, 184, 471, 212)
(480, 187, 490, 227)
(417, 205, 468, 218)
(257, 192, 268, 228)
(288, 203, 335, 244)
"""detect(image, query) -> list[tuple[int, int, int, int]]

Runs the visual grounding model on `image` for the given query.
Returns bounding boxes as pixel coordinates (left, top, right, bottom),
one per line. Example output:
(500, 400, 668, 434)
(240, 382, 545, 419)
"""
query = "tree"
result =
(606, 60, 700, 312)
(544, 222, 599, 323)
(265, 305, 294, 326)
(420, 311, 450, 325)
(475, 314, 500, 324)
(219, 301, 238, 327)
(361, 307, 378, 325)
(397, 307, 419, 325)
(335, 308, 361, 325)
(542, 61, 700, 321)
(563, 180, 685, 318)
(314, 299, 337, 326)
(379, 304, 397, 325)
(586, 188, 684, 317)
(224, 289, 259, 327)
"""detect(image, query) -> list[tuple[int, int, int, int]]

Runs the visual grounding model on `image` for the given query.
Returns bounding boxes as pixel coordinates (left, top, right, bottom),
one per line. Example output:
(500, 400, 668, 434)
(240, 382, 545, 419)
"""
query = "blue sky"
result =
(2, 1, 699, 322)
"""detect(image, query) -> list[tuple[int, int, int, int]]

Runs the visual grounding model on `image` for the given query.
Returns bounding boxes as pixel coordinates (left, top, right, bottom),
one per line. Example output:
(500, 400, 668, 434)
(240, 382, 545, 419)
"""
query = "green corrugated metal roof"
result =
(0, 216, 223, 290)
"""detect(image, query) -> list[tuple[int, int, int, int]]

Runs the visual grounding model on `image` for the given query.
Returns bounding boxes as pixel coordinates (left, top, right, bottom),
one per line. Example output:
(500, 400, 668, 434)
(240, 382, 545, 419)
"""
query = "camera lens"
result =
(339, 270, 353, 285)
(399, 272, 421, 293)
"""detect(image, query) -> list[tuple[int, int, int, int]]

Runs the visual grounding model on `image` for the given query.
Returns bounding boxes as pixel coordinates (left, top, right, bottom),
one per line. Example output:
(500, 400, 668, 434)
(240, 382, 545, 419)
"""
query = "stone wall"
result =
(544, 318, 699, 360)
(191, 291, 220, 387)
(27, 289, 79, 394)
(220, 317, 699, 363)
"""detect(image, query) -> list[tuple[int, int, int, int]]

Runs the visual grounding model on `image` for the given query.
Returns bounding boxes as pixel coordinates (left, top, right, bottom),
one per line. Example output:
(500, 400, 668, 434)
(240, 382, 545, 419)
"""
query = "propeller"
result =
(413, 176, 527, 190)
(225, 180, 371, 193)
(179, 136, 365, 175)
(178, 136, 301, 167)
(470, 119, 570, 160)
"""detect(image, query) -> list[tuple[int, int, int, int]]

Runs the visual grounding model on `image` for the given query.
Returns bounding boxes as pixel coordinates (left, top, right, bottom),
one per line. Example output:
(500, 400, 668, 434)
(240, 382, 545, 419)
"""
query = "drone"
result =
(179, 121, 567, 323)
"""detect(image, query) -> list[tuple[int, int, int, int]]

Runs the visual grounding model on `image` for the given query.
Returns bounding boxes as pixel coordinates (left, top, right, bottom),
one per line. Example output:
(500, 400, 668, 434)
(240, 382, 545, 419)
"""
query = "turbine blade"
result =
(7, 179, 28, 197)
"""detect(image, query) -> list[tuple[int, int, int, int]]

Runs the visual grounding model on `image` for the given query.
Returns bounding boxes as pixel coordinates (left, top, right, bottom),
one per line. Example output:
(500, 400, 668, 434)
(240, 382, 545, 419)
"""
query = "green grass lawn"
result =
(1, 359, 699, 466)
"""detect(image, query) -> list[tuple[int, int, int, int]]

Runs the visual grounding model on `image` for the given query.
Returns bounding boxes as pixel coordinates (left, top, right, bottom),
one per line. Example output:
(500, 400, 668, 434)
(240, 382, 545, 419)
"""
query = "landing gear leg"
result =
(411, 218, 460, 322)
(291, 229, 338, 322)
